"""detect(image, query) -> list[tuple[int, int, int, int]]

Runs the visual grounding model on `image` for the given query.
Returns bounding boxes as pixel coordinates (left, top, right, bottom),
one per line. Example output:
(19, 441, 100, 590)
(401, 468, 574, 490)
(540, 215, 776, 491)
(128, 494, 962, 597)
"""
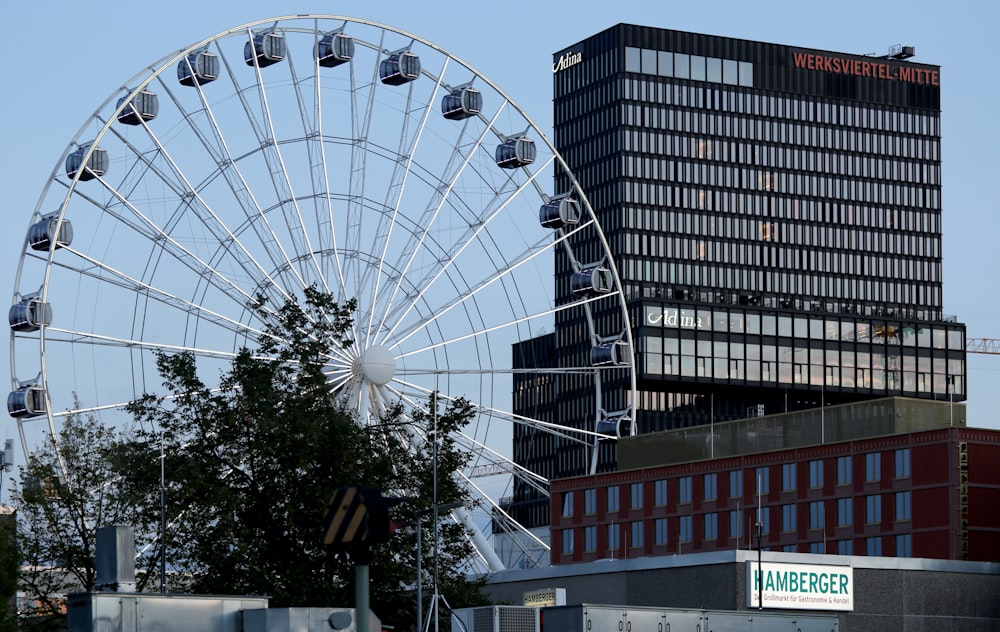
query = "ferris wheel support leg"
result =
(452, 505, 505, 571)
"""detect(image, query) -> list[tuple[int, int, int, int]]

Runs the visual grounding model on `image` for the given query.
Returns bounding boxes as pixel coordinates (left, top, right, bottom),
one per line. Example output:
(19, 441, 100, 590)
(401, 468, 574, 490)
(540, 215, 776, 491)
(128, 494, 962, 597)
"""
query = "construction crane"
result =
(967, 338, 1000, 355)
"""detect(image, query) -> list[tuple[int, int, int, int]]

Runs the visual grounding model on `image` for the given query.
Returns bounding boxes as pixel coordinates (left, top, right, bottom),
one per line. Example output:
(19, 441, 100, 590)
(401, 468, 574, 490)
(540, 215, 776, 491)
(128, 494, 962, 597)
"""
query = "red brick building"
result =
(551, 425, 999, 564)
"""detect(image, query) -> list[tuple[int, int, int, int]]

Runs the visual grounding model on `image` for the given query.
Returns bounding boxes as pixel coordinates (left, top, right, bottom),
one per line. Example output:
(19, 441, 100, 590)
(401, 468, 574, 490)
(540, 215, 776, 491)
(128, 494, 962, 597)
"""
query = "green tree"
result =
(117, 287, 488, 629)
(12, 410, 157, 630)
(0, 507, 19, 632)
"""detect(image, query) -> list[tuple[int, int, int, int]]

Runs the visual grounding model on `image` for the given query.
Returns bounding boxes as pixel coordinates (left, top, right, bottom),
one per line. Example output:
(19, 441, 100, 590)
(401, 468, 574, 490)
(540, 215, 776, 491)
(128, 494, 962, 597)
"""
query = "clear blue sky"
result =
(3, 0, 998, 441)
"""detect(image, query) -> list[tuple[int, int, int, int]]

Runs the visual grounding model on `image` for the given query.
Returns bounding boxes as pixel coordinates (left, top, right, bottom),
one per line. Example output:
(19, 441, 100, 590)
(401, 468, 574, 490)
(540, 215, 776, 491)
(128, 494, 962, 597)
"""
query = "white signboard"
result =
(746, 561, 853, 611)
(523, 587, 566, 607)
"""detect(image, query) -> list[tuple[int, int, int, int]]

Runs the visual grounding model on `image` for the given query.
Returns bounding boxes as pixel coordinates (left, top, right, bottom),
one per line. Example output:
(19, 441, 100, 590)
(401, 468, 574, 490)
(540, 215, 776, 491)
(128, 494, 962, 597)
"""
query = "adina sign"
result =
(553, 51, 582, 73)
(746, 561, 854, 611)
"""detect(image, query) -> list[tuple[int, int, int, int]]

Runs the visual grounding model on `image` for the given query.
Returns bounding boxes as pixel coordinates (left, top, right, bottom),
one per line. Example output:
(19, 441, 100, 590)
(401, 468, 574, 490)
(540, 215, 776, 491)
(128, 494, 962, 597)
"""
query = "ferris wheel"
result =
(8, 16, 635, 571)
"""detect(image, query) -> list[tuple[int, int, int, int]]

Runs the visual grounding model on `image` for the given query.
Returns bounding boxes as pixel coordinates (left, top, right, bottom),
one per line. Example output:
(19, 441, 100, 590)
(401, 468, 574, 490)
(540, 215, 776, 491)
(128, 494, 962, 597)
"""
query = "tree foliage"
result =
(116, 287, 488, 629)
(12, 409, 157, 630)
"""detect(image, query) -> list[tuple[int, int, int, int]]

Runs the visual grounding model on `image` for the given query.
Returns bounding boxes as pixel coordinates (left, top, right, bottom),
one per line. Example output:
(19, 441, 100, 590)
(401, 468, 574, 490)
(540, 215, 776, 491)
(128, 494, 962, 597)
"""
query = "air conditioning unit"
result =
(452, 606, 540, 632)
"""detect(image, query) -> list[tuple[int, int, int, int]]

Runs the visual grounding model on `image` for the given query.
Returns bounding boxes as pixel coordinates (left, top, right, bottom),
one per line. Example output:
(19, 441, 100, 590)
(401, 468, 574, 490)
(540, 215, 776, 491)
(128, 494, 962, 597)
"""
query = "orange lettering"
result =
(793, 50, 939, 86)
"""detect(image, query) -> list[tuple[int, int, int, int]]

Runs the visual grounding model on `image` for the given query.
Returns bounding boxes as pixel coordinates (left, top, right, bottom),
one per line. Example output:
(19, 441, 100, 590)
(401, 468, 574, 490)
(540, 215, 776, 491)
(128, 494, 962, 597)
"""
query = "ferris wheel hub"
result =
(356, 345, 396, 386)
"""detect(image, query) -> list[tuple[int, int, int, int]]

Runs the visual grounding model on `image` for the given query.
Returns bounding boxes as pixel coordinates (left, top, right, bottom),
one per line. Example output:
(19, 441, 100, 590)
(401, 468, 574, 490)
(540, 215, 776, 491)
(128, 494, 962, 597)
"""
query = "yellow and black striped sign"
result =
(324, 485, 369, 546)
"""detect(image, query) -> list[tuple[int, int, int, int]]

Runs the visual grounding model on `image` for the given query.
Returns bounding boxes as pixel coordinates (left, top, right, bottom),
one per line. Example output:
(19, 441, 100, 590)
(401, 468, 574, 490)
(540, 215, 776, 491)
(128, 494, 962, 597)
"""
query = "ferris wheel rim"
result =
(9, 15, 638, 572)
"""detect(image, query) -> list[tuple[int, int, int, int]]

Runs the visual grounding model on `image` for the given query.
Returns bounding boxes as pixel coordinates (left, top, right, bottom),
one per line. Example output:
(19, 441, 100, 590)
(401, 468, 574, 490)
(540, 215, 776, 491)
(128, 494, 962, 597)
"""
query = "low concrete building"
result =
(482, 550, 1000, 630)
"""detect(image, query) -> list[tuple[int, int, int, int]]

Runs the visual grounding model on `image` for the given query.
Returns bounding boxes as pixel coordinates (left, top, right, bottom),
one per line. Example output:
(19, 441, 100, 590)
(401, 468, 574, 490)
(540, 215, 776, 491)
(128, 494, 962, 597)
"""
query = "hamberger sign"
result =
(747, 561, 854, 611)
(793, 51, 939, 86)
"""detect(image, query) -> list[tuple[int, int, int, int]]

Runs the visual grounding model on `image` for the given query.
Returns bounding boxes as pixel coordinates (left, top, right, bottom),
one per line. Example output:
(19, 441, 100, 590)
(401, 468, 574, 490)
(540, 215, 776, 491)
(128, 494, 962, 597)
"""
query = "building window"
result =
(729, 510, 744, 539)
(896, 534, 913, 557)
(705, 512, 719, 540)
(607, 486, 620, 512)
(631, 482, 643, 510)
(866, 536, 883, 556)
(630, 521, 644, 548)
(865, 453, 881, 482)
(866, 495, 882, 524)
(679, 476, 693, 504)
(585, 526, 597, 552)
(810, 542, 825, 554)
(679, 515, 693, 542)
(584, 489, 596, 515)
(607, 524, 620, 551)
(561, 529, 574, 555)
(654, 479, 668, 506)
(809, 460, 824, 489)
(562, 492, 574, 518)
(837, 456, 852, 486)
(729, 471, 743, 498)
(895, 448, 911, 479)
(809, 501, 824, 530)
(895, 491, 912, 521)
(781, 463, 796, 491)
(624, 47, 641, 73)
(655, 518, 668, 546)
(704, 473, 718, 501)
(783, 544, 797, 552)
(755, 466, 770, 495)
(782, 504, 796, 532)
(837, 498, 853, 526)
(838, 540, 853, 555)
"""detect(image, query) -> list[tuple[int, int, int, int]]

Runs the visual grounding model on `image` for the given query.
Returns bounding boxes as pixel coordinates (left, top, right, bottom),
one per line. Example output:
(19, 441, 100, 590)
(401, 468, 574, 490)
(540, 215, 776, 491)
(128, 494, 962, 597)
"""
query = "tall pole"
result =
(432, 390, 440, 632)
(756, 520, 763, 610)
(756, 473, 763, 610)
(159, 430, 166, 593)
(416, 516, 423, 631)
(356, 561, 370, 632)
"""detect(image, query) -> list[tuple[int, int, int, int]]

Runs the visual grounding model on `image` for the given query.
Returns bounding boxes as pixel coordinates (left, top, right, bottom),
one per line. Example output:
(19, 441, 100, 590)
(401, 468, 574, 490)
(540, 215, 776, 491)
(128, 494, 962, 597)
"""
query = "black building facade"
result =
(510, 24, 966, 530)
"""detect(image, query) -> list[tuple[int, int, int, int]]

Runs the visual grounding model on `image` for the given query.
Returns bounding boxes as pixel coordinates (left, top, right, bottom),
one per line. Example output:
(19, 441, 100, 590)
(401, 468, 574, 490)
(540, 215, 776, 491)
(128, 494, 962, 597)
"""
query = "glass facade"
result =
(510, 24, 966, 531)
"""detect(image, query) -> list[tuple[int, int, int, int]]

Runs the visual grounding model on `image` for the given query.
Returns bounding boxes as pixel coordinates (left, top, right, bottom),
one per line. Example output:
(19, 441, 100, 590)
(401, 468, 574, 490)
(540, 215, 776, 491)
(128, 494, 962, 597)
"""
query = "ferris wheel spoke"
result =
(363, 60, 447, 349)
(341, 34, 384, 304)
(190, 40, 309, 294)
(308, 60, 350, 304)
(387, 376, 594, 447)
(395, 366, 597, 378)
(43, 326, 241, 361)
(391, 289, 615, 361)
(286, 31, 346, 298)
(241, 28, 328, 291)
(66, 181, 269, 313)
(45, 248, 270, 341)
(97, 112, 294, 305)
(148, 75, 299, 300)
(379, 154, 556, 346)
(451, 432, 547, 491)
(372, 100, 510, 340)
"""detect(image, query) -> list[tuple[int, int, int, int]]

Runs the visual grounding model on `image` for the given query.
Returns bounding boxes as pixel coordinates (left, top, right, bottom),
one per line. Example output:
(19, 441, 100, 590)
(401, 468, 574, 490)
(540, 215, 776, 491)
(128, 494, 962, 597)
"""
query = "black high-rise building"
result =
(509, 24, 968, 531)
